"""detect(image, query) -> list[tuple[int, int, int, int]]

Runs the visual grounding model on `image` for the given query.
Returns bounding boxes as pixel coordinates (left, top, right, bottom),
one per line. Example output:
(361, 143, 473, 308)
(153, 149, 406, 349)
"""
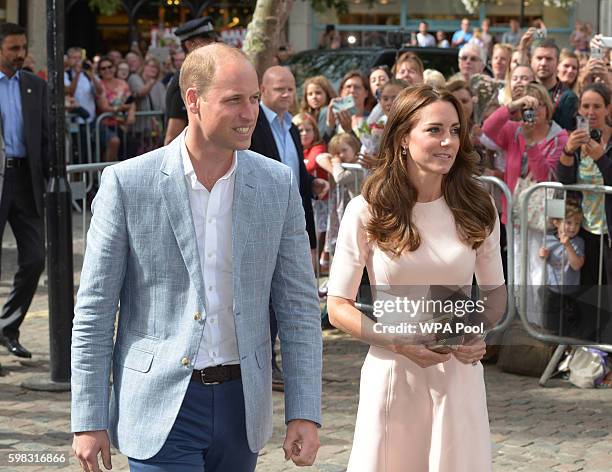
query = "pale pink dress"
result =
(327, 195, 505, 472)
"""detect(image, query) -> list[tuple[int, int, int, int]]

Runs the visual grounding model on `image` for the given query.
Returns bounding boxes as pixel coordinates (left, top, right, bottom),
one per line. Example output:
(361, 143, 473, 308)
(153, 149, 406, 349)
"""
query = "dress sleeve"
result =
(474, 211, 505, 288)
(327, 197, 371, 301)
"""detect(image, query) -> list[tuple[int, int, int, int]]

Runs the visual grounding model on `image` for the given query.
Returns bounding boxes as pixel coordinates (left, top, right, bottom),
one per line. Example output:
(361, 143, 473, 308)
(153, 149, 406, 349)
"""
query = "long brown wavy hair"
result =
(362, 85, 496, 256)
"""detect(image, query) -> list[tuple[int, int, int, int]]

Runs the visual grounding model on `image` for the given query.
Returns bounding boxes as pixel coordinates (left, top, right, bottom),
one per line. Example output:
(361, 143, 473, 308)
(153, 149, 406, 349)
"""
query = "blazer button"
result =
(194, 312, 202, 321)
(181, 357, 190, 366)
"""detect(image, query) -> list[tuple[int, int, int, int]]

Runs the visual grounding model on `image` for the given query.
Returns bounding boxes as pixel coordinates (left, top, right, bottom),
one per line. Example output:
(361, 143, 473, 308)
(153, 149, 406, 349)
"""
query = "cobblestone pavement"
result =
(1, 218, 611, 472)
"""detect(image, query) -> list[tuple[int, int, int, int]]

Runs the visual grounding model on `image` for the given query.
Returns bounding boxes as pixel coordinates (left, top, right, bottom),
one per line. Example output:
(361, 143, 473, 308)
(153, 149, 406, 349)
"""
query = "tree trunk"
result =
(243, 0, 293, 79)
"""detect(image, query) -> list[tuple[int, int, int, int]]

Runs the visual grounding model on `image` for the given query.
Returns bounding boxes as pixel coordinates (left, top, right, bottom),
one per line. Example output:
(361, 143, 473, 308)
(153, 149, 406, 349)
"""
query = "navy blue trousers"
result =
(128, 378, 258, 472)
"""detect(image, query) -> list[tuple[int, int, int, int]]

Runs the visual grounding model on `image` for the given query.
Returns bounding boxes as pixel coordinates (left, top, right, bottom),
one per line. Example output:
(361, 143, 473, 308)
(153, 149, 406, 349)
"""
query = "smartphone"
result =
(124, 95, 135, 104)
(600, 36, 612, 48)
(332, 95, 357, 115)
(576, 115, 589, 133)
(534, 29, 547, 40)
(591, 47, 604, 60)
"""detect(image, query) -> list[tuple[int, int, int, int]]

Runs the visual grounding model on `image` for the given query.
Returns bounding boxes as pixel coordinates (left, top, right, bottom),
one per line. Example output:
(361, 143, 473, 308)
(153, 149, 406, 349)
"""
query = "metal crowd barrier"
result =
(94, 110, 166, 164)
(516, 182, 612, 386)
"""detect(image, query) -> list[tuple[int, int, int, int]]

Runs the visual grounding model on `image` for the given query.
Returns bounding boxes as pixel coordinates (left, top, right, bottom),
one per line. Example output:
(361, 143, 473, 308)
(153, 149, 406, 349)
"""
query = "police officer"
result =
(164, 17, 218, 144)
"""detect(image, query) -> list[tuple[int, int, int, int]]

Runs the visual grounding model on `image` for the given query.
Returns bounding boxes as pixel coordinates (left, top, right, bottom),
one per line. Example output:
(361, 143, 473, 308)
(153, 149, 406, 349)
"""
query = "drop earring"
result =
(401, 146, 407, 157)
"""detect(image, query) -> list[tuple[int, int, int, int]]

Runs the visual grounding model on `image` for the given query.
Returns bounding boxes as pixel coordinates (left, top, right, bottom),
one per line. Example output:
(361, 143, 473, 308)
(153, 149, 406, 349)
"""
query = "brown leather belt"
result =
(191, 364, 241, 385)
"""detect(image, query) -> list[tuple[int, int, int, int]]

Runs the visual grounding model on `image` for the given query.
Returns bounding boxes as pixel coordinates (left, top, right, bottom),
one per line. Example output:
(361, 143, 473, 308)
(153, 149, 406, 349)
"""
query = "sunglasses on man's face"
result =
(99, 65, 114, 71)
(460, 55, 481, 63)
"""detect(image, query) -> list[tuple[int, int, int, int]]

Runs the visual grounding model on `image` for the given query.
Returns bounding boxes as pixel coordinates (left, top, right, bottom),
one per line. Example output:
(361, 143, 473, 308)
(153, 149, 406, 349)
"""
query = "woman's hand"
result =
(583, 138, 606, 161)
(336, 110, 353, 133)
(566, 129, 590, 154)
(452, 338, 486, 365)
(359, 153, 378, 169)
(326, 99, 338, 128)
(391, 344, 451, 368)
(508, 95, 539, 114)
(539, 246, 550, 259)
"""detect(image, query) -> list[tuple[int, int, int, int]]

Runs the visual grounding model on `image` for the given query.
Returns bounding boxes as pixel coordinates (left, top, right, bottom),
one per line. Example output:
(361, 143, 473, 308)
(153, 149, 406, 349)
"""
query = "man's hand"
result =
(283, 419, 320, 466)
(312, 178, 329, 199)
(72, 430, 112, 472)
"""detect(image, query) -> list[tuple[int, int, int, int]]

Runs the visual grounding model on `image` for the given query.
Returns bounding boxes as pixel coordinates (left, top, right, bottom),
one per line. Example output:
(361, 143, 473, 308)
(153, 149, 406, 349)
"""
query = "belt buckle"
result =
(200, 370, 221, 385)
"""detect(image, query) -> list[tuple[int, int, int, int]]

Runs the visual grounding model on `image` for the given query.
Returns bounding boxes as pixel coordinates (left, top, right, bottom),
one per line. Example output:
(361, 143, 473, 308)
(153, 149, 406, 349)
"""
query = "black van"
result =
(285, 46, 460, 93)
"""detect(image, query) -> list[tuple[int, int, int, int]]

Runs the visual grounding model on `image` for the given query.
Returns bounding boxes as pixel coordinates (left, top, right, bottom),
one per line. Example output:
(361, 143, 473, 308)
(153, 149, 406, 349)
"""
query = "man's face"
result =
(510, 20, 519, 32)
(68, 50, 82, 68)
(459, 48, 484, 78)
(126, 54, 141, 73)
(0, 35, 27, 73)
(192, 59, 260, 153)
(531, 47, 558, 82)
(419, 23, 427, 34)
(261, 70, 296, 115)
(173, 51, 186, 70)
(462, 19, 470, 32)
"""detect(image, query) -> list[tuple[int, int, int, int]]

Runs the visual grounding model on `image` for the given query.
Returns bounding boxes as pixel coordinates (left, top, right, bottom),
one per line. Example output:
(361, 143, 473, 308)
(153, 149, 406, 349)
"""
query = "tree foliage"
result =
(88, 0, 123, 16)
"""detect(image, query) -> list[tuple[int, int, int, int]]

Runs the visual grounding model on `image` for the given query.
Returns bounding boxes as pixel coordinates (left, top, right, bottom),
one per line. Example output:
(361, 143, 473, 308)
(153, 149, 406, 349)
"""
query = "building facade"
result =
(289, 0, 612, 52)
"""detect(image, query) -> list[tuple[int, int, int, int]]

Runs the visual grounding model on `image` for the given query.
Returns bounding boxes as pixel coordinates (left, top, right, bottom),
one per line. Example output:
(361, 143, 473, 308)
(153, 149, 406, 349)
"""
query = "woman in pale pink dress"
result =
(327, 85, 507, 472)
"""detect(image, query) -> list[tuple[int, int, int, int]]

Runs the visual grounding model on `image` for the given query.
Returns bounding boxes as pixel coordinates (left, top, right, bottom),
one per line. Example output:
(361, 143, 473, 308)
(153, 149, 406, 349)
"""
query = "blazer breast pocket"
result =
(114, 345, 154, 373)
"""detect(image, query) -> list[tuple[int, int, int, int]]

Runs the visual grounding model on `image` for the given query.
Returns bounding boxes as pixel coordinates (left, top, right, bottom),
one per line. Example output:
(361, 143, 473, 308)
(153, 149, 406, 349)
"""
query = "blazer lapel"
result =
(19, 73, 31, 158)
(232, 151, 257, 269)
(159, 138, 207, 307)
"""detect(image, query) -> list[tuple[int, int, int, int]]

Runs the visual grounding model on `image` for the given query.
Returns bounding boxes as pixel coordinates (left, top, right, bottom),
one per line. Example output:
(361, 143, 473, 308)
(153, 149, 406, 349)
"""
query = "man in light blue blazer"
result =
(71, 43, 322, 472)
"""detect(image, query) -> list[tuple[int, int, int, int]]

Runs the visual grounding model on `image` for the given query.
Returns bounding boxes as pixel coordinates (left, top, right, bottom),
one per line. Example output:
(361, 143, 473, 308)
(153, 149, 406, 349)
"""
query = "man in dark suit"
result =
(250, 66, 328, 390)
(0, 23, 49, 358)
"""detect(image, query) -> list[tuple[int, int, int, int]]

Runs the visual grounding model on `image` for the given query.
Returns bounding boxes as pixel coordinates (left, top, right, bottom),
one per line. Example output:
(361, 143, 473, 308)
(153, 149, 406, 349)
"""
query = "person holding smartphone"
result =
(558, 83, 612, 286)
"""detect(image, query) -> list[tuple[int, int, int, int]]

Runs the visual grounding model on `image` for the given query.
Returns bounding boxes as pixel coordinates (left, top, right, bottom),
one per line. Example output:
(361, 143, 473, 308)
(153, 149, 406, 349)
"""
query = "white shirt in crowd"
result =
(180, 129, 240, 369)
(417, 32, 436, 47)
(64, 69, 96, 124)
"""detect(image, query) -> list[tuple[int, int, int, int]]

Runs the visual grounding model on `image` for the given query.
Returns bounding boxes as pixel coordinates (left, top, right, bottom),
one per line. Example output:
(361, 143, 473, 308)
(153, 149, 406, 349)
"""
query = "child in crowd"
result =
(292, 112, 330, 273)
(539, 200, 585, 336)
(359, 79, 407, 163)
(300, 75, 337, 141)
(316, 133, 363, 254)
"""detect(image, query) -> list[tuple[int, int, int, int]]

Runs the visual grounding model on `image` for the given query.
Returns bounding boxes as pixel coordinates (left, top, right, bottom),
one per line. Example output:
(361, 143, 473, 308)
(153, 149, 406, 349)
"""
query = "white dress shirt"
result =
(180, 130, 240, 369)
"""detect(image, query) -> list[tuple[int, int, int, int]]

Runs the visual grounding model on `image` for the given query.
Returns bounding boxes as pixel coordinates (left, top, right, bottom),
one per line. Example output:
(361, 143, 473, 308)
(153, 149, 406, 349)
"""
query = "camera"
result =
(590, 128, 602, 143)
(522, 108, 535, 124)
(82, 61, 91, 71)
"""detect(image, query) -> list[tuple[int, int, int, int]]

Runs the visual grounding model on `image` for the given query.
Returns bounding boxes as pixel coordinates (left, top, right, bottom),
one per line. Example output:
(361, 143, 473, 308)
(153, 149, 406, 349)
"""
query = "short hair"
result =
(552, 199, 582, 225)
(67, 47, 83, 56)
(531, 38, 560, 59)
(143, 57, 162, 80)
(381, 78, 407, 94)
(564, 200, 583, 220)
(525, 82, 554, 120)
(423, 69, 446, 89)
(445, 78, 472, 96)
(392, 51, 424, 76)
(493, 43, 513, 58)
(329, 132, 361, 156)
(292, 113, 322, 146)
(179, 43, 249, 101)
(459, 43, 486, 63)
(0, 23, 26, 45)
